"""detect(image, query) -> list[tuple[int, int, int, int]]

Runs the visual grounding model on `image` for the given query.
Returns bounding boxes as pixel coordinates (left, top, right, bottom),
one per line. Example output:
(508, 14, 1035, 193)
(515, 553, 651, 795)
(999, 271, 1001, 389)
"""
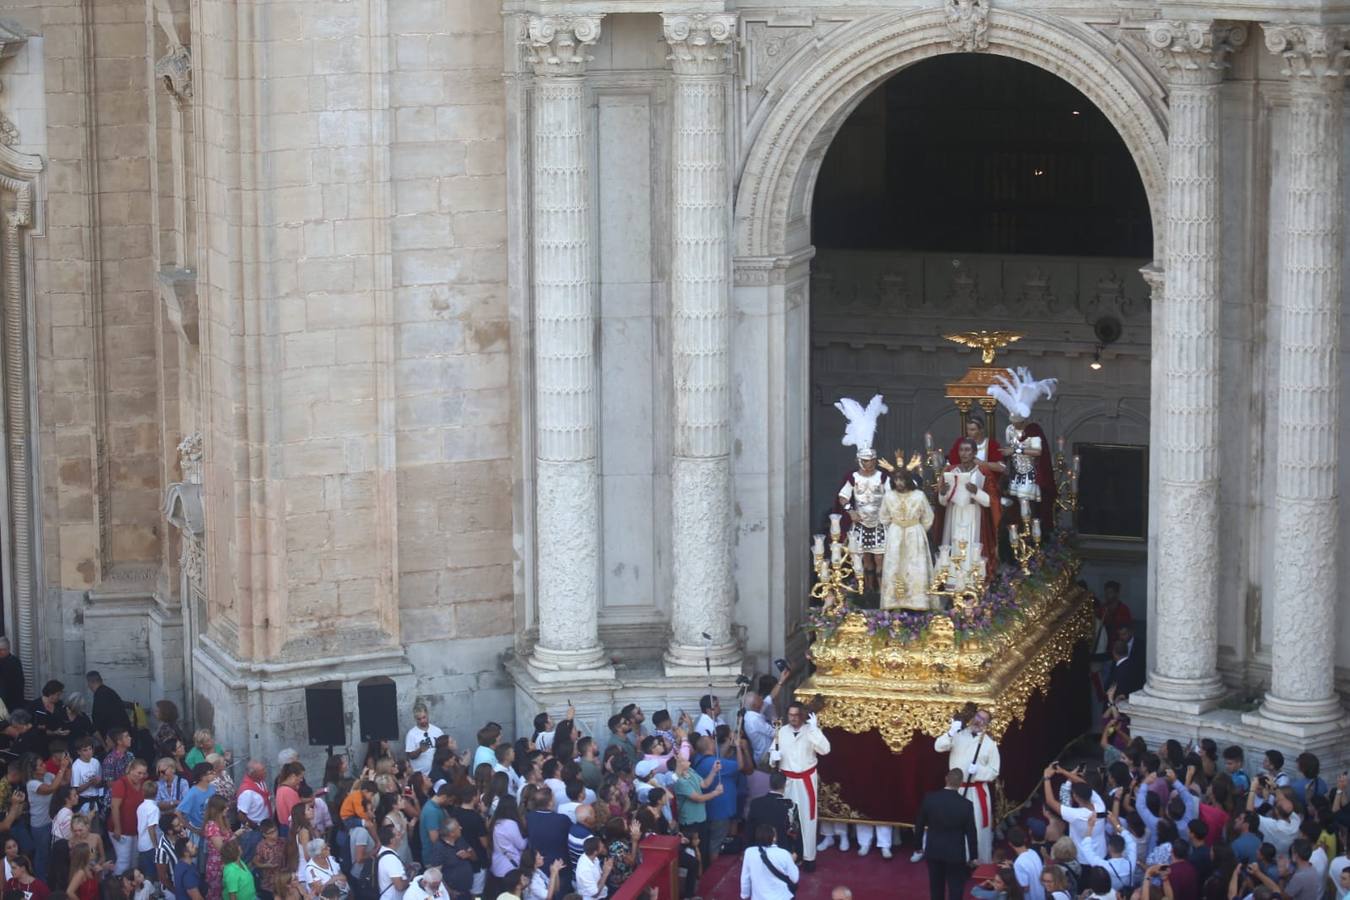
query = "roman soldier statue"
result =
(832, 394, 890, 595)
(987, 367, 1058, 538)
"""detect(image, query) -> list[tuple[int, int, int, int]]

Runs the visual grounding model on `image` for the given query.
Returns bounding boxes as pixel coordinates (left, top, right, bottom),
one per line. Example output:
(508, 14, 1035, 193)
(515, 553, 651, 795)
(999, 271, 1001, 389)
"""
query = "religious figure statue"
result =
(878, 461, 935, 611)
(944, 0, 989, 52)
(987, 367, 1058, 537)
(833, 395, 890, 594)
(938, 438, 995, 580)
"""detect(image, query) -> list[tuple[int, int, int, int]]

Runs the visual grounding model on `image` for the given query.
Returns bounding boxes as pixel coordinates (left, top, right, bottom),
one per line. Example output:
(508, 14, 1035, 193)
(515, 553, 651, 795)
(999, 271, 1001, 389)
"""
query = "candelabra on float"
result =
(1051, 436, 1080, 519)
(1009, 498, 1042, 575)
(928, 539, 987, 611)
(810, 514, 864, 611)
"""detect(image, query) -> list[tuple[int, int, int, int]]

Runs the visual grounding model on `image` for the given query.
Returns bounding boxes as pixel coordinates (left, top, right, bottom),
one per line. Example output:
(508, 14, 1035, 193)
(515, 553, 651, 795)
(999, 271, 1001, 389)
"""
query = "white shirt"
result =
(742, 710, 775, 762)
(492, 762, 523, 797)
(237, 786, 269, 825)
(305, 856, 344, 893)
(401, 877, 447, 900)
(136, 798, 159, 852)
(72, 757, 103, 798)
(377, 850, 408, 900)
(933, 728, 1000, 783)
(574, 853, 607, 900)
(543, 778, 568, 810)
(1257, 812, 1301, 856)
(1059, 798, 1107, 862)
(1014, 847, 1045, 900)
(404, 724, 445, 777)
(739, 844, 799, 900)
(558, 801, 581, 824)
(694, 713, 724, 738)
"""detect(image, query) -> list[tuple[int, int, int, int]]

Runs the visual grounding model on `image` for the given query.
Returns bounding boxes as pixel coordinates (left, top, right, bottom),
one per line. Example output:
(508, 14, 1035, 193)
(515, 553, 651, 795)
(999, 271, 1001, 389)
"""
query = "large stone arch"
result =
(735, 7, 1168, 261)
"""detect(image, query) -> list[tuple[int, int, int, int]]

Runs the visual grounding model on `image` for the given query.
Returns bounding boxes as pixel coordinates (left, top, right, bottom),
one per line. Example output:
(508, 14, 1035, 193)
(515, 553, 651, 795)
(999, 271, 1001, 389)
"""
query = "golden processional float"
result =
(803, 332, 1095, 828)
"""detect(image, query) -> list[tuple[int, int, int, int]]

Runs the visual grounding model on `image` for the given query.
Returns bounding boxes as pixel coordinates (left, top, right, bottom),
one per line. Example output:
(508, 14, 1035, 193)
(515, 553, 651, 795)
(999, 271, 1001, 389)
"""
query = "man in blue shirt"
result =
(693, 734, 739, 866)
(1229, 812, 1262, 865)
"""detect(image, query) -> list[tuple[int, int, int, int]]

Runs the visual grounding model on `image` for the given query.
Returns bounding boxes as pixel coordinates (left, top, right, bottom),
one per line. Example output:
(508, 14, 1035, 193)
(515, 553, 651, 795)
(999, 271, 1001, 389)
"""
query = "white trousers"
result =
(855, 824, 892, 850)
(783, 772, 819, 861)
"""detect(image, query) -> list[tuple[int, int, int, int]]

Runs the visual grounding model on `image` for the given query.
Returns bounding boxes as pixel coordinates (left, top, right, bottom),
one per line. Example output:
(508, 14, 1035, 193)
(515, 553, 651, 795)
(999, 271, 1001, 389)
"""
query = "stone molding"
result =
(1143, 21, 1247, 86)
(525, 15, 603, 78)
(735, 9, 1168, 260)
(1262, 25, 1350, 82)
(0, 144, 41, 696)
(663, 14, 737, 77)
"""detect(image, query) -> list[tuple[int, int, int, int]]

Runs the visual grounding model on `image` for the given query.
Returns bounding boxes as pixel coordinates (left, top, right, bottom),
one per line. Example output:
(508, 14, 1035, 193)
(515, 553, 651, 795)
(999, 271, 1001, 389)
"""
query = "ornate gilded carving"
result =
(807, 560, 1092, 753)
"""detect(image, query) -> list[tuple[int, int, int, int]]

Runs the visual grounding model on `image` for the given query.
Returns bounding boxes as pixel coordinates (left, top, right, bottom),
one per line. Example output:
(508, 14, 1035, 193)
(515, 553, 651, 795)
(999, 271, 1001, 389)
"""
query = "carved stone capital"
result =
(525, 15, 603, 78)
(1145, 21, 1247, 85)
(1263, 24, 1350, 85)
(663, 14, 737, 77)
(944, 0, 989, 53)
(155, 45, 192, 104)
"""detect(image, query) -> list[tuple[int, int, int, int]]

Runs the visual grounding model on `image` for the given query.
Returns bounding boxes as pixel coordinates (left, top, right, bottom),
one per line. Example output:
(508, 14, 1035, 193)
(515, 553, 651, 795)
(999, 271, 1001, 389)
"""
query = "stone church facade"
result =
(0, 0, 1345, 762)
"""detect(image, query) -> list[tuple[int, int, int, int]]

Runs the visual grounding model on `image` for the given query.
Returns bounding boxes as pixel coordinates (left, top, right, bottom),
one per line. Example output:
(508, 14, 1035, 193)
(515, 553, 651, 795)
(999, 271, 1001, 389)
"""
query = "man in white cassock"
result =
(769, 701, 831, 873)
(934, 709, 1000, 863)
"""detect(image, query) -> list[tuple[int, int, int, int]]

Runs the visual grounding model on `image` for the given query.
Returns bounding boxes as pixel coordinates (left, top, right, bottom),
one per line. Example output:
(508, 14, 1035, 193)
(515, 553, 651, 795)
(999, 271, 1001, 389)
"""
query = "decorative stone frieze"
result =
(525, 16, 602, 78)
(944, 0, 989, 52)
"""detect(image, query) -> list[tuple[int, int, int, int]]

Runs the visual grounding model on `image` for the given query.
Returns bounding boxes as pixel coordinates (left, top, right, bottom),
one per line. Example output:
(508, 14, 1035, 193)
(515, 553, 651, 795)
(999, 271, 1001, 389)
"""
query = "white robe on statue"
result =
(939, 465, 990, 552)
(769, 716, 831, 862)
(934, 727, 1001, 862)
(878, 488, 935, 610)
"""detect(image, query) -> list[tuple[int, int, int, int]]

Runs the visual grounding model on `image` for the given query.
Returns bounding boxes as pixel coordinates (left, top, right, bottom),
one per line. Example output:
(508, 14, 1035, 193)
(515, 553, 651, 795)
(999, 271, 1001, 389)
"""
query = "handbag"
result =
(757, 847, 797, 897)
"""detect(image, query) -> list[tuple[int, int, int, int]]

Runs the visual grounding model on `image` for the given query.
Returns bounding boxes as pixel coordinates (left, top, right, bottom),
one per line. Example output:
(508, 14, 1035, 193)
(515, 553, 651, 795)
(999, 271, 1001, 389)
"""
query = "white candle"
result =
(969, 543, 982, 563)
(924, 432, 933, 451)
(830, 543, 843, 566)
(1020, 498, 1032, 521)
(1031, 519, 1042, 541)
(1073, 454, 1081, 476)
(829, 514, 842, 538)
(1009, 524, 1019, 544)
(813, 534, 826, 556)
(848, 530, 860, 552)
(1057, 435, 1065, 454)
(851, 552, 864, 573)
(816, 560, 829, 581)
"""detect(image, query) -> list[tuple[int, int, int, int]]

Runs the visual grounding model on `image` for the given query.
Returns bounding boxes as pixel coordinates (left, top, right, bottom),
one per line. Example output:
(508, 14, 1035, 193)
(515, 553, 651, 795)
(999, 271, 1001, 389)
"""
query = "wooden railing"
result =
(611, 835, 681, 900)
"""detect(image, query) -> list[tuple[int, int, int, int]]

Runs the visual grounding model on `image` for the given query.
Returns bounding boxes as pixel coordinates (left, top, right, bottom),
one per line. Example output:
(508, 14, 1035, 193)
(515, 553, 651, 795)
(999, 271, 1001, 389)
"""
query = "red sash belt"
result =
(784, 767, 818, 818)
(961, 782, 990, 827)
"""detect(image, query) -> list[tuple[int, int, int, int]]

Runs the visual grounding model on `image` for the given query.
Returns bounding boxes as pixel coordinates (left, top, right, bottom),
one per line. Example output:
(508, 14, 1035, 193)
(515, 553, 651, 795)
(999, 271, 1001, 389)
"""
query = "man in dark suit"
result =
(1103, 639, 1145, 699)
(915, 768, 978, 900)
(746, 771, 802, 859)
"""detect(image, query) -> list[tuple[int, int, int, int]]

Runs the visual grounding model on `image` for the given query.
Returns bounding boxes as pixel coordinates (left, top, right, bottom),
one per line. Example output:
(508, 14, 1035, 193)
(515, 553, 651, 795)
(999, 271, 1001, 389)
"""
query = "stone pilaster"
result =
(662, 14, 742, 674)
(525, 16, 613, 676)
(1252, 25, 1349, 728)
(1136, 21, 1245, 710)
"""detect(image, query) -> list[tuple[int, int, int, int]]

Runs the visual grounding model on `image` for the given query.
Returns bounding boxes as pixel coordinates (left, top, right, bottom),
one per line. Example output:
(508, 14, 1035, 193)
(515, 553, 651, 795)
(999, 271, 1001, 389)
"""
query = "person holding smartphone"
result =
(405, 704, 445, 780)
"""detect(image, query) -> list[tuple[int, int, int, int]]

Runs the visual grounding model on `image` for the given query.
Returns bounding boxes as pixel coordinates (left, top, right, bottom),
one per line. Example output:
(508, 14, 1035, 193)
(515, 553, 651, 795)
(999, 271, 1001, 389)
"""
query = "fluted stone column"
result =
(662, 14, 742, 674)
(1256, 25, 1348, 727)
(1139, 21, 1245, 710)
(526, 16, 612, 675)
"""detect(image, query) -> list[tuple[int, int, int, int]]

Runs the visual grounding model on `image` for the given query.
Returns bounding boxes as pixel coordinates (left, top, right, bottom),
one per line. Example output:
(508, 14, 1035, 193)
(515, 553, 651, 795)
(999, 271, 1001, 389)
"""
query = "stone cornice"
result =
(525, 15, 603, 77)
(1263, 24, 1350, 83)
(1144, 20, 1248, 85)
(663, 13, 738, 76)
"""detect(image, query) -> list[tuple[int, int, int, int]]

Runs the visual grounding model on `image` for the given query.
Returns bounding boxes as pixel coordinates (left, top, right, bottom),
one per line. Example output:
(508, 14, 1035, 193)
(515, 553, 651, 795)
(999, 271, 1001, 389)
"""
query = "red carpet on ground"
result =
(701, 844, 980, 899)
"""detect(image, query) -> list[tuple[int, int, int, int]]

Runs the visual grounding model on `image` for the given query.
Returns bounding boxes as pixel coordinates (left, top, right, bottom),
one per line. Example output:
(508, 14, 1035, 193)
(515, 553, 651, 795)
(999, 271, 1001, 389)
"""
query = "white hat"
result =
(986, 367, 1057, 420)
(834, 395, 888, 458)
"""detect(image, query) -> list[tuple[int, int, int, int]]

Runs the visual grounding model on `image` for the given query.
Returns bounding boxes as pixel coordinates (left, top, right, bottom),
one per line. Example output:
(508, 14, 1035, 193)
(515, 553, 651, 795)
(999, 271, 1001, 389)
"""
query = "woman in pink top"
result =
(274, 764, 304, 833)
